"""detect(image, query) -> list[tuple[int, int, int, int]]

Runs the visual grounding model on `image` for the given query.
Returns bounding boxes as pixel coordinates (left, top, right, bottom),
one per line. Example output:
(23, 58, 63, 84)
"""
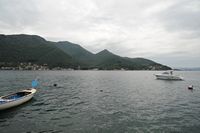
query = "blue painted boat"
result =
(0, 88, 37, 110)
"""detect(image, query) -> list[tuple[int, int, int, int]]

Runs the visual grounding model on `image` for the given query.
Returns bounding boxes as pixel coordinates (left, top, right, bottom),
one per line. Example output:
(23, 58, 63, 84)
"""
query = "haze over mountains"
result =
(0, 34, 171, 70)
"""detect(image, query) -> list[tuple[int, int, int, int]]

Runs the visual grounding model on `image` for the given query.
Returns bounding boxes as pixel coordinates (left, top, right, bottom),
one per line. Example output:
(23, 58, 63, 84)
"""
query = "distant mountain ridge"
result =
(0, 34, 171, 70)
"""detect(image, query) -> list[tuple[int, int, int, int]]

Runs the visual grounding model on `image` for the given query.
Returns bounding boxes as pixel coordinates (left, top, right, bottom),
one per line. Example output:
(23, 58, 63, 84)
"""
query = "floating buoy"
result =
(188, 85, 193, 90)
(53, 83, 57, 87)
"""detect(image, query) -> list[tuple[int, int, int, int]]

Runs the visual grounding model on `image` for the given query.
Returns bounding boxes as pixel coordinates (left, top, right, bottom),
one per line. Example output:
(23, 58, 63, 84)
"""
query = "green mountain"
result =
(0, 34, 171, 70)
(93, 49, 170, 70)
(0, 34, 76, 68)
(94, 49, 130, 69)
(55, 41, 95, 67)
(55, 42, 171, 70)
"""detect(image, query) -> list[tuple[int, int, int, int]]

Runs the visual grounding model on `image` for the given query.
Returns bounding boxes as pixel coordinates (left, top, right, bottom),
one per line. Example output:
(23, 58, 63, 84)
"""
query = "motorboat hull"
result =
(155, 74, 183, 80)
(0, 88, 36, 110)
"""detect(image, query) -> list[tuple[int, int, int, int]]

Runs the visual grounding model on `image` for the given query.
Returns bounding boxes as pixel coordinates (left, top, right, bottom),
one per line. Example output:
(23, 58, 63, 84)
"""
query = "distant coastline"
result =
(0, 63, 168, 71)
(174, 67, 200, 71)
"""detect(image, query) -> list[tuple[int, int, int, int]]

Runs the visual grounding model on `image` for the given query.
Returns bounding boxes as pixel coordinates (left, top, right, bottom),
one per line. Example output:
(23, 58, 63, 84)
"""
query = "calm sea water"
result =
(0, 70, 200, 133)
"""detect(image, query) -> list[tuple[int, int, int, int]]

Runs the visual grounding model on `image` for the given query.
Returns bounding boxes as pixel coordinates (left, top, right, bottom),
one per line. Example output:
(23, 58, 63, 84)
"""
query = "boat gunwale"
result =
(0, 89, 36, 105)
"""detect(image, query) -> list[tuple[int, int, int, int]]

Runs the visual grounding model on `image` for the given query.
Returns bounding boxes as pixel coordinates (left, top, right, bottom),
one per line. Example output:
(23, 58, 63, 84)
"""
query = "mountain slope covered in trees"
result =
(0, 34, 171, 70)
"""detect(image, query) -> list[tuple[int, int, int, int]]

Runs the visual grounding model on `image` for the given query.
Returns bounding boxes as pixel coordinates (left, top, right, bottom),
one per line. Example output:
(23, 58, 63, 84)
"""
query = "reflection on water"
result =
(0, 70, 200, 132)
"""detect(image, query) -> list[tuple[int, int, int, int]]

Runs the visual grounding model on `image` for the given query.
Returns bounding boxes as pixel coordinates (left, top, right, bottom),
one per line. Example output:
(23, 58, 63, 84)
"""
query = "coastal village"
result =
(0, 62, 49, 70)
(0, 62, 162, 71)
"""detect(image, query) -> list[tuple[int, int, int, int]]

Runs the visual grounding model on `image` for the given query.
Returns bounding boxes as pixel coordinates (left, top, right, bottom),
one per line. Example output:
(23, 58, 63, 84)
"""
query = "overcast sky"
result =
(0, 0, 200, 67)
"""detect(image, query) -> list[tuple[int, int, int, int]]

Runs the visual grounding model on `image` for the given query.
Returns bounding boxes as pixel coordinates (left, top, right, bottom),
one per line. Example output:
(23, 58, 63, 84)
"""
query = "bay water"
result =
(0, 71, 200, 133)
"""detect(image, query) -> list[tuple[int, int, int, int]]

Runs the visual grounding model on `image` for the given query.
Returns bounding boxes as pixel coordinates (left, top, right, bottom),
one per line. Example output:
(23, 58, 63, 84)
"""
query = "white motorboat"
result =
(155, 71, 183, 80)
(0, 88, 36, 110)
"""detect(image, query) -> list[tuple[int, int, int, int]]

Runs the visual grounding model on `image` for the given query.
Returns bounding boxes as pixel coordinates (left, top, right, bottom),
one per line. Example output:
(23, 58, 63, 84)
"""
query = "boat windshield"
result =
(162, 72, 169, 74)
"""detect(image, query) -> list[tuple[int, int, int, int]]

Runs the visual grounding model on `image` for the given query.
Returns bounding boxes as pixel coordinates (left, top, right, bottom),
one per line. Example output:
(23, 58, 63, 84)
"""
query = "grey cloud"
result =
(0, 0, 40, 32)
(157, 0, 200, 37)
(0, 0, 199, 67)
